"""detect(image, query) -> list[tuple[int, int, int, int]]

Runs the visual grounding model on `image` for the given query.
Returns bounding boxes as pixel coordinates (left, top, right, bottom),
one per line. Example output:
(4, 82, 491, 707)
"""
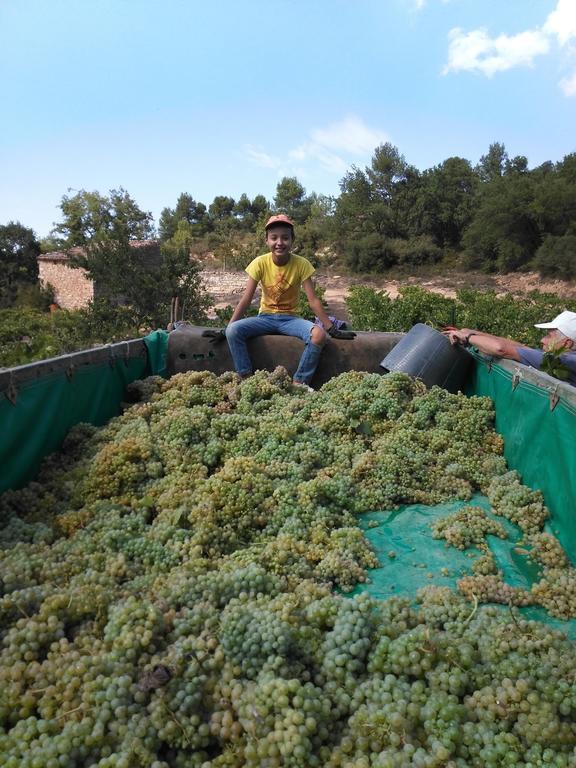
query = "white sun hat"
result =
(534, 311, 576, 343)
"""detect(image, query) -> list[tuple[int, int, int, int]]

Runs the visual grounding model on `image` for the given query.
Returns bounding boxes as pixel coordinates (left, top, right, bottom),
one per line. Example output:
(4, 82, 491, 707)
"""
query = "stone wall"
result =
(38, 261, 246, 313)
(36, 262, 321, 312)
(38, 258, 94, 310)
(37, 241, 161, 311)
(200, 269, 248, 296)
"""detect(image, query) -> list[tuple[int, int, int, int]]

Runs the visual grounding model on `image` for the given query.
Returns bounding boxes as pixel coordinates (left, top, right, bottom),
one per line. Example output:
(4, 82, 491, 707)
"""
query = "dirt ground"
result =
(208, 270, 576, 324)
(318, 271, 576, 321)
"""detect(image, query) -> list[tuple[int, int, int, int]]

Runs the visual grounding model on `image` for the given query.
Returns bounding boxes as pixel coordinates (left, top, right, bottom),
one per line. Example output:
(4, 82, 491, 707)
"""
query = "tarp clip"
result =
(511, 369, 521, 390)
(65, 363, 75, 381)
(549, 386, 559, 411)
(108, 346, 116, 368)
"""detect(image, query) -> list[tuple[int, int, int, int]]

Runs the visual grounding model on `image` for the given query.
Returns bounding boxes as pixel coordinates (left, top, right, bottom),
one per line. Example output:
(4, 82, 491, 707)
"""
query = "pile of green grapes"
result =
(1, 368, 575, 767)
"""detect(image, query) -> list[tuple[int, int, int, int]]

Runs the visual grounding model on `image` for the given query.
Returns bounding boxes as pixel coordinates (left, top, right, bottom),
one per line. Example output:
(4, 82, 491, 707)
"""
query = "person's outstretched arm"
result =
(229, 277, 258, 323)
(444, 328, 523, 361)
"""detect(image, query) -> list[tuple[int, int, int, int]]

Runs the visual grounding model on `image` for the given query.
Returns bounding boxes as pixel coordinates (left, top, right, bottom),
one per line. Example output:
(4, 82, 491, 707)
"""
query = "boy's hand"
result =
(201, 329, 226, 344)
(327, 325, 356, 340)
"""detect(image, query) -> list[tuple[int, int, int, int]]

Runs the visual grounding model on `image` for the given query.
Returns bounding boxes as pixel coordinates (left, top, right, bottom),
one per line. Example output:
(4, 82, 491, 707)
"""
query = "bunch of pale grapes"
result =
(487, 471, 549, 533)
(471, 552, 499, 576)
(523, 531, 570, 569)
(457, 574, 534, 607)
(531, 568, 576, 620)
(432, 505, 508, 550)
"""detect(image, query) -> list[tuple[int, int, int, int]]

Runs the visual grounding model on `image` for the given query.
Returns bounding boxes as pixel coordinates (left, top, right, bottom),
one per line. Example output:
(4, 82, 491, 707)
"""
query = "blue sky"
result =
(1, 0, 575, 238)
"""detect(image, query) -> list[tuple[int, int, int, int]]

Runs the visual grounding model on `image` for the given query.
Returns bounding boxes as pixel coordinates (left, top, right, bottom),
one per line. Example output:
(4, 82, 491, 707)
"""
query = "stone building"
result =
(38, 241, 161, 310)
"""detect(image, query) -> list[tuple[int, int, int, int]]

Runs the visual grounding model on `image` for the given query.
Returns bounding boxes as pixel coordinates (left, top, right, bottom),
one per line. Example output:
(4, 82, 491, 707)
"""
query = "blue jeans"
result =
(226, 314, 324, 384)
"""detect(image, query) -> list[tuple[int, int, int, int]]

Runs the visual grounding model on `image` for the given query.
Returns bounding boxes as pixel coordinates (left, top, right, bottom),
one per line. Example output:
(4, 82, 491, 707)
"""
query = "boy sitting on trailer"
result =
(206, 214, 354, 388)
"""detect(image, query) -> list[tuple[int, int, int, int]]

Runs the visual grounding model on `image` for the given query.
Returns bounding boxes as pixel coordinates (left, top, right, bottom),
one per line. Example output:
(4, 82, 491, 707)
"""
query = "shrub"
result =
(391, 235, 443, 266)
(345, 233, 398, 272)
(346, 285, 571, 343)
(533, 234, 576, 280)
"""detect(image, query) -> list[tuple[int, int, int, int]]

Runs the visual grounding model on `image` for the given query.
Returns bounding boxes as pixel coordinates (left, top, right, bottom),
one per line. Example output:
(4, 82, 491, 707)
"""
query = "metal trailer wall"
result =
(0, 339, 151, 493)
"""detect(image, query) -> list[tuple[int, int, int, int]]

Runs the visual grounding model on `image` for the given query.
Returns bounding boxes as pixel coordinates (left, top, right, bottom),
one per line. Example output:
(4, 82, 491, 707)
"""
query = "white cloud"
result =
(442, 1, 576, 96)
(244, 116, 388, 179)
(310, 115, 388, 156)
(288, 143, 348, 174)
(244, 145, 282, 169)
(443, 27, 549, 76)
(399, 0, 426, 11)
(560, 68, 576, 96)
(543, 0, 576, 46)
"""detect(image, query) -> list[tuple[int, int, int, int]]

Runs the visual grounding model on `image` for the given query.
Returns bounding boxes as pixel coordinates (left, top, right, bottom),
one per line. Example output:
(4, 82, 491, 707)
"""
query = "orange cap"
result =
(265, 214, 295, 230)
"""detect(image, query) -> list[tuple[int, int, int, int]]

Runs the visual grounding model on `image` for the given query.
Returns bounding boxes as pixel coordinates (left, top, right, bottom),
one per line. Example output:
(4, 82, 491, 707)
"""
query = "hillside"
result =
(203, 268, 576, 323)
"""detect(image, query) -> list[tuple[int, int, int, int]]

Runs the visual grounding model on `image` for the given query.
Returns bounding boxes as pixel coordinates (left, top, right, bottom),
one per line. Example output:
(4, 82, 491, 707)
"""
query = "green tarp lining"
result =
(144, 329, 170, 379)
(0, 359, 146, 493)
(352, 495, 576, 640)
(467, 357, 576, 565)
(350, 358, 576, 636)
(0, 331, 169, 493)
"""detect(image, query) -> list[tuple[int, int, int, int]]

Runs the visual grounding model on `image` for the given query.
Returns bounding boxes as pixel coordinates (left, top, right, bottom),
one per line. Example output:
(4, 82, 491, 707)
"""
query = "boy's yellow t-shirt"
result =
(245, 253, 315, 314)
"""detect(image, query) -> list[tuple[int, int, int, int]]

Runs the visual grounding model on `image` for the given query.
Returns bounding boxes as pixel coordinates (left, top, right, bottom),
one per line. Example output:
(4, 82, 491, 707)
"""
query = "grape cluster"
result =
(471, 552, 499, 576)
(531, 568, 576, 620)
(1, 367, 575, 766)
(487, 471, 549, 533)
(524, 531, 569, 569)
(432, 505, 508, 550)
(457, 574, 534, 607)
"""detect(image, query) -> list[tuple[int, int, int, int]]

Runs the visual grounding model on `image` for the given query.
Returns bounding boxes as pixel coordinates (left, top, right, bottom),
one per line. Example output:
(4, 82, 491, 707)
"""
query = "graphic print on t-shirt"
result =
(262, 271, 299, 312)
(264, 271, 293, 310)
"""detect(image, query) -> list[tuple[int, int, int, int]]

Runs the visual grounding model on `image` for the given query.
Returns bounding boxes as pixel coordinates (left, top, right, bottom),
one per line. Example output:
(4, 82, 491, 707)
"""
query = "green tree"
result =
(52, 189, 208, 329)
(335, 144, 413, 249)
(462, 174, 539, 272)
(368, 143, 411, 238)
(345, 233, 398, 272)
(476, 142, 508, 183)
(334, 167, 374, 238)
(294, 193, 337, 262)
(367, 143, 408, 203)
(72, 231, 209, 329)
(52, 188, 155, 246)
(0, 222, 41, 307)
(232, 193, 269, 231)
(160, 239, 211, 326)
(159, 193, 209, 241)
(413, 157, 478, 248)
(557, 152, 576, 182)
(158, 206, 177, 242)
(251, 194, 269, 221)
(505, 155, 529, 175)
(533, 231, 576, 280)
(531, 154, 576, 237)
(274, 177, 312, 224)
(209, 195, 236, 222)
(233, 193, 253, 228)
